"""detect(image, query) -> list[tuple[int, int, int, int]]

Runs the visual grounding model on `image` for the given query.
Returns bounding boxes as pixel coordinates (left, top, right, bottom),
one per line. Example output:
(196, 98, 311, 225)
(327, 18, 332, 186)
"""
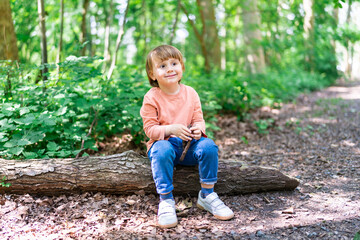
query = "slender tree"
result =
(169, 0, 181, 45)
(107, 0, 130, 80)
(303, 0, 315, 71)
(196, 0, 221, 70)
(345, 0, 353, 77)
(102, 0, 113, 70)
(56, 0, 64, 74)
(240, 0, 266, 73)
(80, 0, 90, 56)
(181, 3, 210, 71)
(37, 0, 48, 82)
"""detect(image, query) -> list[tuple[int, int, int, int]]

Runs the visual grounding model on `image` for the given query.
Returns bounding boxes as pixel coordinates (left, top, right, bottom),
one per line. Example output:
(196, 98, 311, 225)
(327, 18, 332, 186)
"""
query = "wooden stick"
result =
(179, 124, 192, 161)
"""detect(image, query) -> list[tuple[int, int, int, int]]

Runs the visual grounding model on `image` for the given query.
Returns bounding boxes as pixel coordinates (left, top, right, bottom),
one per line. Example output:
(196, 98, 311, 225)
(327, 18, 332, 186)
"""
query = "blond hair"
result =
(145, 45, 185, 87)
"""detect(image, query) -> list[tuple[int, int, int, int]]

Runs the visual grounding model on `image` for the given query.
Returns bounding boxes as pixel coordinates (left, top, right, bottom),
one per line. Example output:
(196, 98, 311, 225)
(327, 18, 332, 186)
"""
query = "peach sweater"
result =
(140, 84, 206, 152)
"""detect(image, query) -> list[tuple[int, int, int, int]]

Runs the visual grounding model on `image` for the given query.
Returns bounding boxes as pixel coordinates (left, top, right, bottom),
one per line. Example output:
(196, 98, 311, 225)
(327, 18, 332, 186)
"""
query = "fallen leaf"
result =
(282, 207, 295, 214)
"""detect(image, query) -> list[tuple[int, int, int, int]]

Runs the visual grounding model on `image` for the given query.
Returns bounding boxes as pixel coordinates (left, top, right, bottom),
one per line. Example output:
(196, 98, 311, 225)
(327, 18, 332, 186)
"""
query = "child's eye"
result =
(172, 62, 177, 66)
(160, 64, 166, 68)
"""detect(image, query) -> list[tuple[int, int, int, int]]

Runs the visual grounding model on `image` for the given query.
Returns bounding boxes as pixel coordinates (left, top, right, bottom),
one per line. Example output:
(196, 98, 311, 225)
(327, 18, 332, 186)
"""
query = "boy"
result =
(140, 45, 234, 228)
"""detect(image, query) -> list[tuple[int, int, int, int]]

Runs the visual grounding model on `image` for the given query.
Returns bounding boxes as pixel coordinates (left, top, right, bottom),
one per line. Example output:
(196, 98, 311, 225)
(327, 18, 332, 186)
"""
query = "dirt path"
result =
(1, 82, 360, 239)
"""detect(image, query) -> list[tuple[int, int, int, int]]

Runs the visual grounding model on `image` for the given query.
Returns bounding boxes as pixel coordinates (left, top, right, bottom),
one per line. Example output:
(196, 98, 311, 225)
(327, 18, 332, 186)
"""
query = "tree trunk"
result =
(102, 0, 113, 70)
(196, 0, 221, 70)
(169, 0, 181, 45)
(345, 0, 353, 78)
(303, 0, 315, 71)
(56, 0, 64, 75)
(80, 0, 90, 56)
(0, 0, 19, 61)
(180, 3, 210, 72)
(107, 0, 130, 80)
(0, 151, 299, 196)
(240, 0, 266, 73)
(37, 0, 48, 83)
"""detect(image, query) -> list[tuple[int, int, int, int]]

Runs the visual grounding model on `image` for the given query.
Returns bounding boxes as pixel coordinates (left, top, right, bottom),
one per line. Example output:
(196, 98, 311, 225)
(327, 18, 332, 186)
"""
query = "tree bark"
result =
(345, 0, 353, 78)
(180, 3, 210, 72)
(80, 0, 90, 56)
(102, 0, 113, 70)
(0, 151, 299, 196)
(169, 0, 181, 45)
(56, 0, 64, 75)
(0, 0, 19, 61)
(107, 0, 130, 80)
(196, 0, 221, 70)
(303, 0, 315, 71)
(240, 0, 266, 74)
(37, 0, 48, 83)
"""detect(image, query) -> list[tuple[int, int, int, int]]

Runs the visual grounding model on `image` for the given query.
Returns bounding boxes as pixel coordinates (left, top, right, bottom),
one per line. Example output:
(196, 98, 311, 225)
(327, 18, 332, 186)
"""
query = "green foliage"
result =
(1, 176, 11, 188)
(0, 58, 147, 159)
(254, 118, 274, 135)
(1, 57, 337, 159)
(354, 231, 360, 240)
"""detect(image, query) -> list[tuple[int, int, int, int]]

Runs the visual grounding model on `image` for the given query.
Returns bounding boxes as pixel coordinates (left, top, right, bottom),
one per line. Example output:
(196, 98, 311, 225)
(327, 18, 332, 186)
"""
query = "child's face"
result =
(150, 57, 183, 89)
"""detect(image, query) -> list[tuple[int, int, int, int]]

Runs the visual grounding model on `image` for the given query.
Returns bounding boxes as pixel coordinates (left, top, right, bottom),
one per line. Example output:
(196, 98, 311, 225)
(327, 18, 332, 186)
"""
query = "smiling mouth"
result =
(165, 74, 177, 78)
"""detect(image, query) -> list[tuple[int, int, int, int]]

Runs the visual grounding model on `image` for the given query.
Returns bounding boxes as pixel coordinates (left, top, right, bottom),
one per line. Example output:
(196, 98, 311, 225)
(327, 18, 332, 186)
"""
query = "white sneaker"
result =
(197, 191, 234, 220)
(157, 199, 178, 228)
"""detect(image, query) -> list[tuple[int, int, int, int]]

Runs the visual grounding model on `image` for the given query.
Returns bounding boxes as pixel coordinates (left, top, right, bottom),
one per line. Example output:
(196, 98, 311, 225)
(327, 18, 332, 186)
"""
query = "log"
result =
(0, 150, 299, 196)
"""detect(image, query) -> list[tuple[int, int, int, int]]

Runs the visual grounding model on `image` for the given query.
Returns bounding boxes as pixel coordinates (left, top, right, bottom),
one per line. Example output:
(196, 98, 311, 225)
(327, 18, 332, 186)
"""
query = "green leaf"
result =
(0, 119, 16, 130)
(3, 141, 15, 148)
(354, 231, 360, 240)
(1, 110, 13, 117)
(0, 133, 8, 142)
(17, 138, 31, 146)
(13, 115, 35, 125)
(47, 142, 59, 151)
(9, 147, 24, 156)
(55, 106, 68, 116)
(57, 150, 72, 157)
(23, 152, 38, 159)
(20, 107, 30, 116)
(44, 118, 56, 126)
(28, 131, 45, 143)
(54, 93, 65, 99)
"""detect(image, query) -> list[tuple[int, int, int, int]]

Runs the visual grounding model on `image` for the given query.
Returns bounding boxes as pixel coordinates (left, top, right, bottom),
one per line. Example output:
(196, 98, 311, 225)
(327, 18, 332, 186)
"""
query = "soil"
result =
(1, 81, 360, 240)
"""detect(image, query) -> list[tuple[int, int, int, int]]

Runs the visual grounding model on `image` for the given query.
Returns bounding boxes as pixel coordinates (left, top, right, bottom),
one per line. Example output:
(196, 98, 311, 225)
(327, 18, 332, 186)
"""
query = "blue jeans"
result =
(147, 137, 218, 195)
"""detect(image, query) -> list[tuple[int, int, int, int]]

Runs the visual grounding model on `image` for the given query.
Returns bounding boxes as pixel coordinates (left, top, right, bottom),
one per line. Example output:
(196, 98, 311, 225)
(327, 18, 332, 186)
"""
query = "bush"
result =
(0, 58, 147, 159)
(0, 58, 336, 159)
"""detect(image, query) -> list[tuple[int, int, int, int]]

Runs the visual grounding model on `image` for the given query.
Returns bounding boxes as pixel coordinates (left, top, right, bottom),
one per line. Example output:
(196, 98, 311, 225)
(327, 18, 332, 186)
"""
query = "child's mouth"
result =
(166, 74, 177, 78)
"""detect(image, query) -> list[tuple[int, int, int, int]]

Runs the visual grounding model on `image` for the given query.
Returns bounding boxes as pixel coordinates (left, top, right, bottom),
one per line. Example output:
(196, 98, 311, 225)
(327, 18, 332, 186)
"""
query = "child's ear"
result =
(149, 71, 156, 80)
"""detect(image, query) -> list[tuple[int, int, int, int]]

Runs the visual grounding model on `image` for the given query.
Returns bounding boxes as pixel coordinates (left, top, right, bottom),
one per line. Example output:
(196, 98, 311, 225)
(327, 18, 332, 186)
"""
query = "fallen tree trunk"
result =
(0, 150, 299, 196)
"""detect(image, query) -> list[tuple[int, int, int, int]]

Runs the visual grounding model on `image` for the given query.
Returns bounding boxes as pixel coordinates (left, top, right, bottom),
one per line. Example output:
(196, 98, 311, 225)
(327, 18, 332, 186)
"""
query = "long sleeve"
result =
(140, 95, 166, 140)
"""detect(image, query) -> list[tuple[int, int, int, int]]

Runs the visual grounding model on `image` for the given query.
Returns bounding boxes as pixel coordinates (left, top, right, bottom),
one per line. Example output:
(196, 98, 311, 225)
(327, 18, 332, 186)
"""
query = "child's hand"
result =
(190, 125, 202, 140)
(166, 124, 192, 141)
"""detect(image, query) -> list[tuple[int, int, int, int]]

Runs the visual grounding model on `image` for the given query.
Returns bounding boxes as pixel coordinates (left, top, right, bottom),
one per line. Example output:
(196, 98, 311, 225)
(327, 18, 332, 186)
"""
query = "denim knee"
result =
(149, 140, 175, 163)
(194, 138, 218, 159)
(148, 140, 176, 194)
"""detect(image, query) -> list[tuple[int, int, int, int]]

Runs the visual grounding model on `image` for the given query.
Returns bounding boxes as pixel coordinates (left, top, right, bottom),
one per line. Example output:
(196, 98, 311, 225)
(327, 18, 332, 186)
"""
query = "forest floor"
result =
(1, 80, 360, 240)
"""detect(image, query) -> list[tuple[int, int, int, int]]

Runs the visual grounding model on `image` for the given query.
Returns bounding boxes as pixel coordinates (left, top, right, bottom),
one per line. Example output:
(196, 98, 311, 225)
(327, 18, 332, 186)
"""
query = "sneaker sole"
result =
(197, 203, 234, 221)
(158, 221, 178, 229)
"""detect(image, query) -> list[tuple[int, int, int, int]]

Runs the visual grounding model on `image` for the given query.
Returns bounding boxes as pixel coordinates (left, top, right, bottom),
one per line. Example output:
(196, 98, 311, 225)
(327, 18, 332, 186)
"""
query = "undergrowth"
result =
(0, 58, 335, 159)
